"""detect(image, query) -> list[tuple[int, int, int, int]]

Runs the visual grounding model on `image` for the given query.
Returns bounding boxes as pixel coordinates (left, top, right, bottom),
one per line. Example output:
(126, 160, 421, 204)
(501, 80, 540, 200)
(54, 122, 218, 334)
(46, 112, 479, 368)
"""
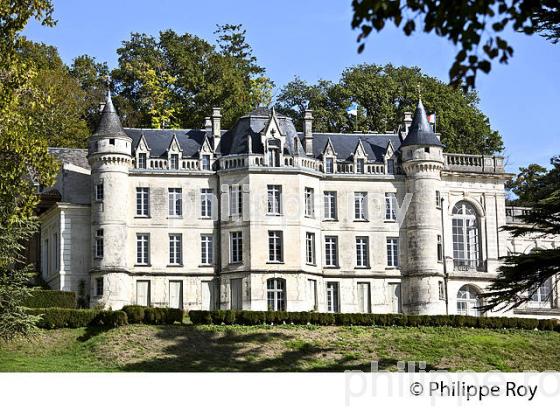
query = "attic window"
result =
(201, 155, 211, 171)
(387, 160, 395, 174)
(424, 147, 430, 153)
(138, 153, 147, 169)
(109, 138, 115, 145)
(356, 158, 365, 174)
(170, 154, 179, 170)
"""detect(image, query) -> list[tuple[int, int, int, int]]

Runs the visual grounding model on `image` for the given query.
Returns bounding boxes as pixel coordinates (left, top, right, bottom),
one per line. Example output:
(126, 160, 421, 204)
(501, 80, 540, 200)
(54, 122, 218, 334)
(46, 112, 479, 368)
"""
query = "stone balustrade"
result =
(444, 153, 505, 174)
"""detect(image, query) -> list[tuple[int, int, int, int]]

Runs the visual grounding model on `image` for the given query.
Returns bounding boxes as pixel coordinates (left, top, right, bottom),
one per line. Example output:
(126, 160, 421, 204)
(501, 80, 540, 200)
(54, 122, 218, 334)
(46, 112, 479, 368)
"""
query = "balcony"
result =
(444, 153, 505, 174)
(453, 259, 486, 272)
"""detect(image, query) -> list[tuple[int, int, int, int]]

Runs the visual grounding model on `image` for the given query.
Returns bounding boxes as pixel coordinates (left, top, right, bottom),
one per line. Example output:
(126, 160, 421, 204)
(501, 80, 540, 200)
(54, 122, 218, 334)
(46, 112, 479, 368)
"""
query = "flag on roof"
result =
(346, 102, 358, 116)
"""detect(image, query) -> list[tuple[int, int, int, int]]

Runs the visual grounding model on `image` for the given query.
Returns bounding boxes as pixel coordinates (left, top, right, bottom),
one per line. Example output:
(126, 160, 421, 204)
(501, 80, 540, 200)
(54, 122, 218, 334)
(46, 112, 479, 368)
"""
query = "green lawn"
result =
(1, 324, 559, 372)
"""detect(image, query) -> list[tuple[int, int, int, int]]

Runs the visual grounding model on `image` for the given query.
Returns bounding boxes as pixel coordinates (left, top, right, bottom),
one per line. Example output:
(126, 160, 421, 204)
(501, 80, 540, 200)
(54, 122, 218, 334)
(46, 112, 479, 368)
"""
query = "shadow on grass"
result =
(116, 325, 445, 372)
(77, 326, 113, 342)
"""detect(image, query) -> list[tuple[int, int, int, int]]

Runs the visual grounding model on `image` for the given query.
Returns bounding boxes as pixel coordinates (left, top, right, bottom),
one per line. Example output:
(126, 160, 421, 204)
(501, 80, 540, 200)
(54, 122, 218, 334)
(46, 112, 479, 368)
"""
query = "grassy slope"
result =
(1, 324, 559, 372)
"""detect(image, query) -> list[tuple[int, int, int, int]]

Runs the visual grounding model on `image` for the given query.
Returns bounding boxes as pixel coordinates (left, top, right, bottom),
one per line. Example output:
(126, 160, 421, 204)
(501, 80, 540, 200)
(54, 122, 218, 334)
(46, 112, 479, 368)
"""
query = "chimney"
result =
(403, 111, 413, 134)
(303, 109, 314, 156)
(204, 116, 212, 130)
(211, 107, 221, 152)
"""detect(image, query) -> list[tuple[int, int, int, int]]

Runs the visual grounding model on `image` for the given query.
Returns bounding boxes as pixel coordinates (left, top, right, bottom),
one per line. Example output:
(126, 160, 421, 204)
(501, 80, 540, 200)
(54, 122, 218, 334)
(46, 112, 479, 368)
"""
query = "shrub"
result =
(23, 290, 76, 308)
(141, 307, 183, 325)
(189, 310, 212, 324)
(91, 310, 128, 327)
(27, 308, 127, 329)
(122, 305, 146, 324)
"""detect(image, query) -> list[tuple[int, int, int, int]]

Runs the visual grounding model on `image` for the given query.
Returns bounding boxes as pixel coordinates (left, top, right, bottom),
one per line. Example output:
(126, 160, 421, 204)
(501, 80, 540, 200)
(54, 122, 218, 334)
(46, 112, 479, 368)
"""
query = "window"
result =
(437, 234, 443, 262)
(323, 191, 337, 220)
(95, 229, 104, 259)
(136, 234, 150, 265)
(530, 278, 552, 308)
(326, 282, 340, 313)
(438, 281, 446, 300)
(201, 154, 211, 170)
(308, 279, 318, 311)
(138, 153, 147, 169)
(268, 148, 280, 167)
(169, 234, 182, 265)
(385, 193, 397, 221)
(136, 280, 151, 306)
(356, 158, 365, 174)
(304, 187, 314, 217)
(95, 183, 104, 201)
(229, 185, 242, 217)
(387, 238, 399, 267)
(268, 231, 283, 263)
(109, 138, 115, 145)
(325, 236, 338, 267)
(357, 282, 371, 313)
(168, 188, 182, 217)
(436, 190, 442, 208)
(136, 187, 150, 217)
(200, 188, 213, 218)
(267, 278, 286, 311)
(457, 285, 480, 316)
(424, 147, 430, 153)
(387, 159, 395, 174)
(452, 201, 481, 270)
(95, 277, 104, 297)
(325, 157, 334, 173)
(230, 231, 243, 263)
(170, 154, 179, 170)
(201, 234, 214, 264)
(354, 192, 367, 220)
(356, 236, 369, 268)
(267, 185, 282, 215)
(305, 232, 316, 265)
(53, 233, 59, 271)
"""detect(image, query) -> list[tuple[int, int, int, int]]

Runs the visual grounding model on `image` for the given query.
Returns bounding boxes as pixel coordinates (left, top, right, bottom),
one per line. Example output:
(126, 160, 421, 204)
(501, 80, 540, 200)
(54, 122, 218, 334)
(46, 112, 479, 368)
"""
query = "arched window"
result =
(267, 278, 286, 311)
(452, 201, 481, 270)
(457, 285, 481, 316)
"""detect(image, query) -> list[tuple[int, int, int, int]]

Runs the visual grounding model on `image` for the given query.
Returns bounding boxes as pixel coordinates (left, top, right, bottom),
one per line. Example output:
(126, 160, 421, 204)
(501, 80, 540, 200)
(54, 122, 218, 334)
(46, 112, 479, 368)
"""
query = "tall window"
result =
(354, 192, 367, 220)
(356, 236, 369, 267)
(168, 188, 182, 217)
(229, 185, 242, 217)
(326, 282, 340, 312)
(136, 187, 150, 217)
(95, 183, 104, 201)
(436, 190, 442, 208)
(200, 188, 213, 218)
(385, 193, 397, 221)
(267, 185, 282, 215)
(138, 153, 147, 169)
(267, 278, 286, 311)
(201, 154, 211, 170)
(95, 277, 104, 297)
(305, 232, 316, 265)
(452, 201, 480, 269)
(136, 234, 150, 265)
(230, 231, 243, 263)
(304, 187, 314, 217)
(201, 234, 214, 264)
(268, 231, 283, 262)
(357, 282, 371, 313)
(268, 148, 280, 167)
(170, 154, 179, 170)
(386, 159, 395, 174)
(356, 158, 365, 174)
(308, 279, 318, 311)
(325, 236, 338, 267)
(386, 238, 399, 267)
(437, 234, 443, 262)
(325, 157, 334, 173)
(323, 191, 337, 220)
(95, 229, 104, 259)
(530, 278, 552, 308)
(457, 285, 481, 316)
(169, 234, 182, 265)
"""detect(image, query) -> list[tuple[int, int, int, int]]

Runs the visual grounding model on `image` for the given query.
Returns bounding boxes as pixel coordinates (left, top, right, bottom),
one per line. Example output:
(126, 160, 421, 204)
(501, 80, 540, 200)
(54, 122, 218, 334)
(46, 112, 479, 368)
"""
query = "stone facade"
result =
(36, 93, 560, 318)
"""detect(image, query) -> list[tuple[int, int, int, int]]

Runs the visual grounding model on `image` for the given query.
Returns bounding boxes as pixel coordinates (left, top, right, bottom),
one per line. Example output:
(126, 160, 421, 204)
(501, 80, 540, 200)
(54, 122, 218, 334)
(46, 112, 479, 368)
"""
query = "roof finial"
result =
(417, 83, 422, 100)
(105, 76, 112, 101)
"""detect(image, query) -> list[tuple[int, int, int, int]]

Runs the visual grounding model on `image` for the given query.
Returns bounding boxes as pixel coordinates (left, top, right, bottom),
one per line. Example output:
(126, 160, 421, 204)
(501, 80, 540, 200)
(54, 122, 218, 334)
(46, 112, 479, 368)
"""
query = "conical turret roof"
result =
(93, 90, 129, 139)
(401, 99, 443, 147)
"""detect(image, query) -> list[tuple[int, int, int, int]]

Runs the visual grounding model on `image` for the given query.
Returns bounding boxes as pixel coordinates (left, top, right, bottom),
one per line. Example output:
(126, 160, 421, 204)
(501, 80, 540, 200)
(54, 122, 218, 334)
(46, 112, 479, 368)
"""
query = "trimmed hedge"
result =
(23, 290, 76, 308)
(27, 308, 127, 329)
(189, 310, 560, 332)
(122, 306, 183, 325)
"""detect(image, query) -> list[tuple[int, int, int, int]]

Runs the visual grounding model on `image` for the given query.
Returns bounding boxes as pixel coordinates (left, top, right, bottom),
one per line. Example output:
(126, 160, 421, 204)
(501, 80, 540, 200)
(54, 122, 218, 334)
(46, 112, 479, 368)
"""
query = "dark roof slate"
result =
(401, 99, 443, 147)
(308, 133, 401, 161)
(125, 128, 209, 158)
(93, 92, 129, 139)
(48, 147, 90, 170)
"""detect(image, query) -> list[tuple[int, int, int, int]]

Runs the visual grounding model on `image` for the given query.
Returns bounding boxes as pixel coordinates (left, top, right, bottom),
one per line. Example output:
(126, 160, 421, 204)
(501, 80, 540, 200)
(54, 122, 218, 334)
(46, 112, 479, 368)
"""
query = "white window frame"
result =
(229, 185, 242, 218)
(356, 236, 369, 268)
(354, 192, 367, 220)
(323, 191, 337, 220)
(386, 237, 399, 267)
(385, 193, 397, 221)
(230, 231, 243, 263)
(200, 188, 213, 218)
(201, 234, 214, 265)
(356, 158, 365, 174)
(326, 282, 340, 313)
(95, 182, 104, 201)
(325, 236, 338, 267)
(136, 187, 150, 217)
(168, 188, 182, 217)
(136, 233, 150, 265)
(325, 157, 335, 174)
(138, 152, 147, 169)
(305, 232, 316, 265)
(268, 231, 284, 263)
(169, 233, 182, 265)
(201, 154, 211, 171)
(267, 278, 286, 311)
(267, 185, 282, 215)
(304, 187, 315, 218)
(95, 229, 104, 259)
(169, 153, 179, 170)
(357, 282, 371, 313)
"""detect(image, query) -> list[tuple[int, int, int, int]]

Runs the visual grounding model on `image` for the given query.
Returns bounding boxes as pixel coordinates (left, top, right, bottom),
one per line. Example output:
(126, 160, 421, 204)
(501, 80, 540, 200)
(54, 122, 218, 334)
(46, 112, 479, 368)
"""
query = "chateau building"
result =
(35, 91, 559, 318)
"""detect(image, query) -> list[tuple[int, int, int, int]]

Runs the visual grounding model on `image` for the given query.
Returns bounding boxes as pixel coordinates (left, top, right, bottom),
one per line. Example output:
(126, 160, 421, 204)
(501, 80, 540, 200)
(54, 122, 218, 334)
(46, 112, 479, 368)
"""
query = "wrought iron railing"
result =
(453, 259, 486, 272)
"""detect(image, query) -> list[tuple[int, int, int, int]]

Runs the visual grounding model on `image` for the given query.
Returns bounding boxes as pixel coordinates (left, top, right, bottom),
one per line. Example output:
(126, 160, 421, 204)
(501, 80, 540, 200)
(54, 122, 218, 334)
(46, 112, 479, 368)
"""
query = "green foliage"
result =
(28, 308, 128, 329)
(90, 310, 128, 328)
(23, 289, 76, 308)
(122, 305, 146, 324)
(351, 0, 559, 89)
(188, 310, 557, 331)
(122, 305, 183, 325)
(506, 164, 548, 205)
(275, 65, 502, 155)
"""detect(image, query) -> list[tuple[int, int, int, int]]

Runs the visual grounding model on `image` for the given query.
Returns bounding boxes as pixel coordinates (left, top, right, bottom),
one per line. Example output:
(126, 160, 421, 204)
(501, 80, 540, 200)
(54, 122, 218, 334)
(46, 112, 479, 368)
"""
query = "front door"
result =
(202, 280, 218, 310)
(230, 278, 243, 310)
(389, 283, 401, 313)
(169, 280, 183, 309)
(357, 282, 371, 313)
(136, 280, 150, 306)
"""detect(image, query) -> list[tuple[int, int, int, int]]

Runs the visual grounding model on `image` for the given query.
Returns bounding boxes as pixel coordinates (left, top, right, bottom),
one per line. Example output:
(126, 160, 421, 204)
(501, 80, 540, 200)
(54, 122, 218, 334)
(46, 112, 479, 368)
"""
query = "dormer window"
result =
(201, 155, 211, 171)
(356, 158, 365, 174)
(325, 158, 334, 174)
(387, 159, 395, 174)
(138, 153, 147, 169)
(268, 148, 280, 167)
(170, 154, 179, 170)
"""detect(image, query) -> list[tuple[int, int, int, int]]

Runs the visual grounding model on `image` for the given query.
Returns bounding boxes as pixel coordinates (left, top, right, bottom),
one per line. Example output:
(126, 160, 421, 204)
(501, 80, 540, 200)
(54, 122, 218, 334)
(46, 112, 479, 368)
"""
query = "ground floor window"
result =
(456, 284, 481, 316)
(95, 277, 104, 297)
(529, 278, 553, 308)
(326, 282, 340, 313)
(267, 278, 286, 311)
(357, 282, 371, 313)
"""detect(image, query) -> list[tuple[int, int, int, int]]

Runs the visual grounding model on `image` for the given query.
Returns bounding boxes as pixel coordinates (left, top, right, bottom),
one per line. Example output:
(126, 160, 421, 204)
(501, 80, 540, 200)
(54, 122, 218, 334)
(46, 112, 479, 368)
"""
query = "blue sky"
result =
(23, 0, 560, 172)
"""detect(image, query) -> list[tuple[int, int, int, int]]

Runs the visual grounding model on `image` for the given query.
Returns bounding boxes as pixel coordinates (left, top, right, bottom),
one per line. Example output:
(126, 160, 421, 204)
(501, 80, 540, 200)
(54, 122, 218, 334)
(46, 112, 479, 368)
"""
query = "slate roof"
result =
(308, 133, 401, 162)
(125, 128, 210, 158)
(93, 91, 128, 139)
(401, 99, 443, 147)
(48, 147, 90, 170)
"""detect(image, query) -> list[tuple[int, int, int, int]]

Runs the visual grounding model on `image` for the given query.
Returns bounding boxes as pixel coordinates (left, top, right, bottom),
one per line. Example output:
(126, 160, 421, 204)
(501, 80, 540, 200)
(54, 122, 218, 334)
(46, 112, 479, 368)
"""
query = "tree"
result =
(482, 158, 560, 311)
(351, 0, 560, 89)
(506, 163, 548, 205)
(0, 0, 58, 340)
(276, 64, 503, 155)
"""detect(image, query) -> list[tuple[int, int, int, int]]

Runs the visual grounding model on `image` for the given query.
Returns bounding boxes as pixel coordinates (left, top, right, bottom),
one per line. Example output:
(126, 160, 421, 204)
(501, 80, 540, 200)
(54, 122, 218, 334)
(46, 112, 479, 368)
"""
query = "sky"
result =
(23, 0, 560, 172)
